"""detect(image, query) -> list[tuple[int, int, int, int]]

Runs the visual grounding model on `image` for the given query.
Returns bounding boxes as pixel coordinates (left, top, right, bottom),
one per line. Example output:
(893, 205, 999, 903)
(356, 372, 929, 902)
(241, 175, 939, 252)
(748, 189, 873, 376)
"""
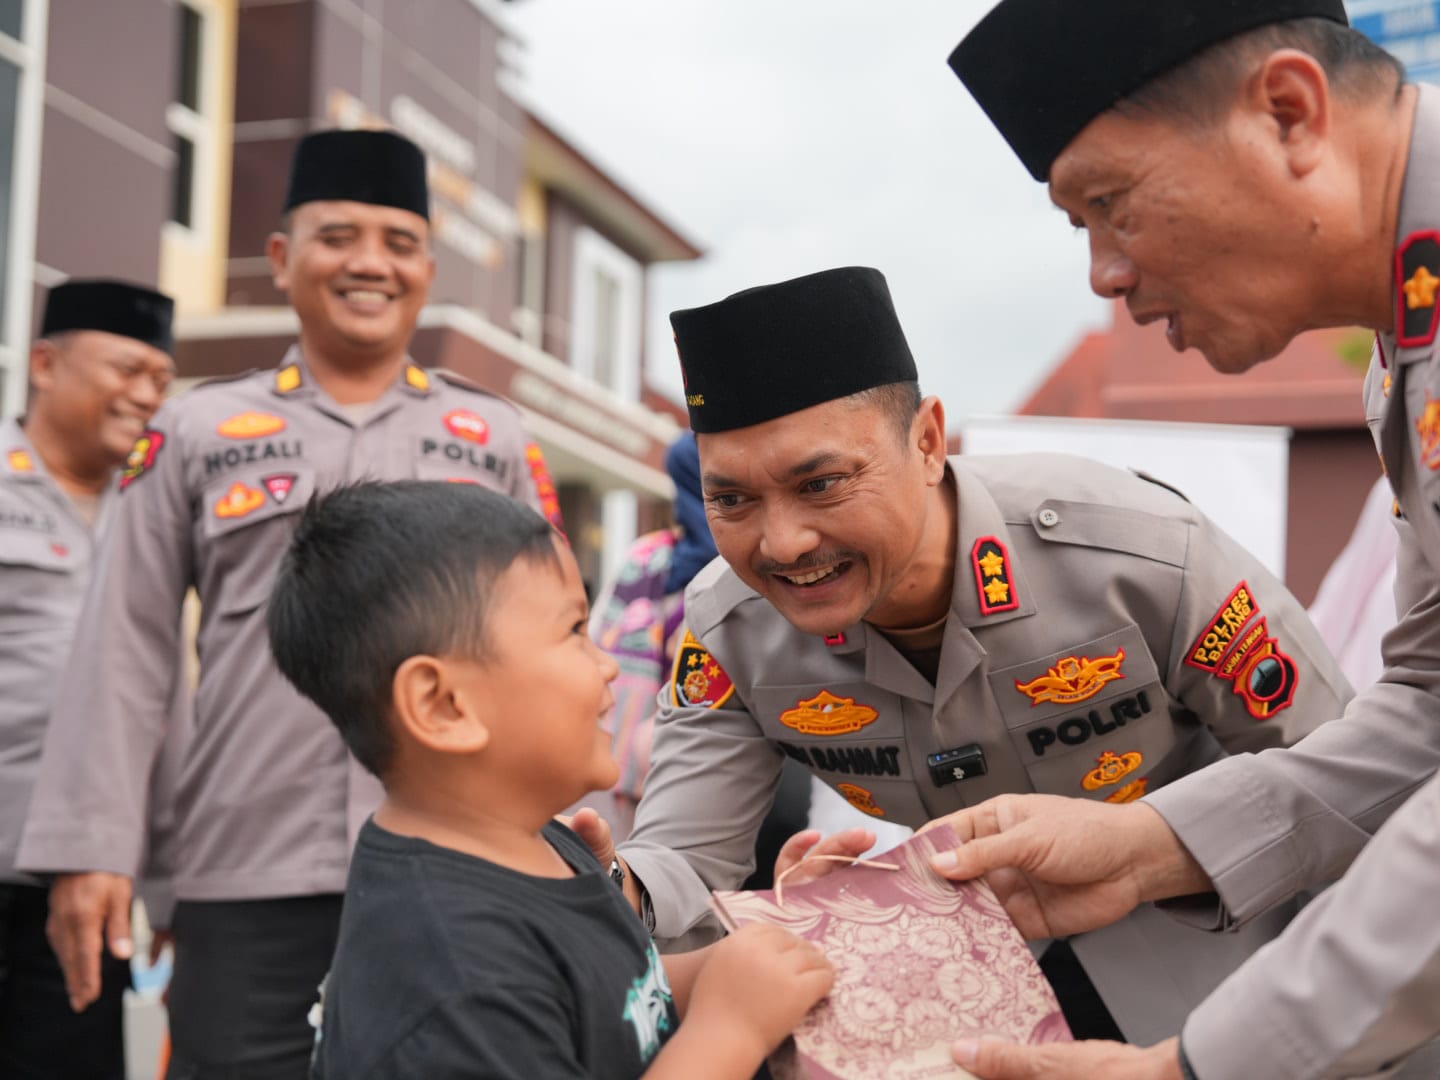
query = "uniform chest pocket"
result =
(987, 625, 1174, 803)
(0, 525, 77, 573)
(201, 469, 316, 616)
(748, 682, 914, 787)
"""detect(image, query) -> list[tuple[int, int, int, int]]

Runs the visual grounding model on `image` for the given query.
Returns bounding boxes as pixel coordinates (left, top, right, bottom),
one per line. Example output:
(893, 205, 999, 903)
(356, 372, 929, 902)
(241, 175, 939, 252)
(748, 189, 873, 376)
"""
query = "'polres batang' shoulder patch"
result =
(120, 429, 165, 491)
(671, 629, 736, 709)
(525, 442, 564, 529)
(1186, 582, 1298, 720)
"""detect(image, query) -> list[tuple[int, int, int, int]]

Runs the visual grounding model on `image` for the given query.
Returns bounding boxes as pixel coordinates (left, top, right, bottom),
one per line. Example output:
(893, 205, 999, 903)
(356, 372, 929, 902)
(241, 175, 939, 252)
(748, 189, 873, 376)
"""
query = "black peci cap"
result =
(671, 267, 918, 434)
(949, 0, 1350, 181)
(40, 279, 176, 354)
(283, 129, 429, 219)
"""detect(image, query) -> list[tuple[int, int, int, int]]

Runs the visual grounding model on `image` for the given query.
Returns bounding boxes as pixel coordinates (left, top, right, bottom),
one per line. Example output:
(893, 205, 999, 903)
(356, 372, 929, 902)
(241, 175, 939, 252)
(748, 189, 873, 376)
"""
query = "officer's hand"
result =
(952, 1035, 1184, 1079)
(925, 795, 1211, 940)
(560, 806, 614, 868)
(771, 828, 876, 888)
(47, 871, 134, 1012)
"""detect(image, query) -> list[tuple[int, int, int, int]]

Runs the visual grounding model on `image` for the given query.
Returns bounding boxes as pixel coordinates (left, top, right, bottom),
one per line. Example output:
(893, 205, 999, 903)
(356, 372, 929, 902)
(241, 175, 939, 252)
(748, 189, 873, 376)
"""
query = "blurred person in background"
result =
(0, 280, 175, 1080)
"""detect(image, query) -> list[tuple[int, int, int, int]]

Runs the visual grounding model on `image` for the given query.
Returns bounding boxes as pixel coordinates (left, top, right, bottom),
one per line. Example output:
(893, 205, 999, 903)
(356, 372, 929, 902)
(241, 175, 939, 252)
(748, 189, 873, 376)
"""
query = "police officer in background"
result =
(923, 2, 1440, 1077)
(18, 130, 558, 1079)
(608, 266, 1352, 1047)
(0, 280, 174, 1078)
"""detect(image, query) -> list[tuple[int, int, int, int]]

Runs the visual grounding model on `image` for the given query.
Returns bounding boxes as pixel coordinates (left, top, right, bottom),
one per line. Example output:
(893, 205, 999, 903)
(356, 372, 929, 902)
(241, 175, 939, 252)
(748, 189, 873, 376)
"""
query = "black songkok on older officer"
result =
(41, 279, 176, 356)
(670, 266, 917, 434)
(284, 128, 429, 219)
(949, 0, 1350, 181)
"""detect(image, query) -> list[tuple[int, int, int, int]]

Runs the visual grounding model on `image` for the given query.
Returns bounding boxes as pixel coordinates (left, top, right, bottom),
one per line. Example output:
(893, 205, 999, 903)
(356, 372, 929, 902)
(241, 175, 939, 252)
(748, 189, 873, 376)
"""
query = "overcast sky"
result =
(500, 0, 1112, 418)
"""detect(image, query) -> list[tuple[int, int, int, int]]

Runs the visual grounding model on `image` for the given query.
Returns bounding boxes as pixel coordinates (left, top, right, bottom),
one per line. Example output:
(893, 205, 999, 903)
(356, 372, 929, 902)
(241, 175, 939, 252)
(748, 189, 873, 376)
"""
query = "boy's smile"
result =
(473, 537, 621, 806)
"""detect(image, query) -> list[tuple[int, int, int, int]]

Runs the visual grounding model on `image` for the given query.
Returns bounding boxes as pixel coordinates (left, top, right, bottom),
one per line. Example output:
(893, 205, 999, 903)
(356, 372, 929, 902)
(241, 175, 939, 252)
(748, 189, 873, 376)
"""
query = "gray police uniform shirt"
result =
(620, 453, 1352, 1046)
(17, 350, 550, 901)
(0, 418, 115, 884)
(1148, 84, 1440, 1080)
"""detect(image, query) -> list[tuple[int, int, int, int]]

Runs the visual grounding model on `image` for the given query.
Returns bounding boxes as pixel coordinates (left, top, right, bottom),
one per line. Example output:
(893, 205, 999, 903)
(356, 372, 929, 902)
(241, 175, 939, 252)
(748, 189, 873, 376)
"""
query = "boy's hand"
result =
(688, 923, 834, 1062)
(772, 828, 875, 888)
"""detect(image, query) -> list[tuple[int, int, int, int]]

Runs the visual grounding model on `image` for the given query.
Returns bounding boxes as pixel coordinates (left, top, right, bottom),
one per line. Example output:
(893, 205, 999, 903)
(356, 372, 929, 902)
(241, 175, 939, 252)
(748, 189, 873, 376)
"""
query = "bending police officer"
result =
(611, 266, 1352, 1046)
(933, 2, 1440, 1077)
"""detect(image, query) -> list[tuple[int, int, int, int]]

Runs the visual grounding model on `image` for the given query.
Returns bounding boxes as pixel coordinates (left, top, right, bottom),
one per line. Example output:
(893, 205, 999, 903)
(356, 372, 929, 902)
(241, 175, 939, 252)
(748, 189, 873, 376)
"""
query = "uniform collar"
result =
(268, 346, 433, 399)
(1387, 84, 1440, 366)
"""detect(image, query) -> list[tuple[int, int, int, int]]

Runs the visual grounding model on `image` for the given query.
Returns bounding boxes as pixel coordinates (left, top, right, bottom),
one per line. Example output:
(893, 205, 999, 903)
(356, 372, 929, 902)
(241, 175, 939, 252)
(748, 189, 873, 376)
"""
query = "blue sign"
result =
(1348, 1, 1440, 82)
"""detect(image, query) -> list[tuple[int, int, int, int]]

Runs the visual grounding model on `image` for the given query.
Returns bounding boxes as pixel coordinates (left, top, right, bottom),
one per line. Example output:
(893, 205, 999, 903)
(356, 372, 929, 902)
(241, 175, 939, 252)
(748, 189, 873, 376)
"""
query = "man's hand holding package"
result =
(925, 794, 1212, 939)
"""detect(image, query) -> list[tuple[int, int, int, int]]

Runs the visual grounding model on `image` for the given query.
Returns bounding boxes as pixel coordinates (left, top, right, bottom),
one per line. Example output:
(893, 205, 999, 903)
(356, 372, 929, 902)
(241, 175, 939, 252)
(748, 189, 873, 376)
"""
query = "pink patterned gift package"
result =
(710, 825, 1072, 1080)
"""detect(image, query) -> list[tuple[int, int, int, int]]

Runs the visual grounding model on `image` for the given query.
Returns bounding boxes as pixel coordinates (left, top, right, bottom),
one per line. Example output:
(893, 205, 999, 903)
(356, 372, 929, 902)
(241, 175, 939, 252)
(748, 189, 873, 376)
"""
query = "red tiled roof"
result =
(1017, 330, 1110, 418)
(1019, 301, 1369, 429)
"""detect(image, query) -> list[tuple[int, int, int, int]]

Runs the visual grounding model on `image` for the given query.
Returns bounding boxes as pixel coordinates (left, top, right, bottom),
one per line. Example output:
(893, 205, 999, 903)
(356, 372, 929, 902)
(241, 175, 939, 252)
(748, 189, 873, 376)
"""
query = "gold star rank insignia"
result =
(1405, 265, 1440, 310)
(1397, 232, 1440, 346)
(971, 536, 1019, 616)
(977, 550, 1005, 578)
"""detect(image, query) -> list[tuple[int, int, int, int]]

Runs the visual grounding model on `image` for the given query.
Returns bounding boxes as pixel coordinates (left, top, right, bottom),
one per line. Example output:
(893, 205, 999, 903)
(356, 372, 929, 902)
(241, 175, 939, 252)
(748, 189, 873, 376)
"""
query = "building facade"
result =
(0, 0, 699, 592)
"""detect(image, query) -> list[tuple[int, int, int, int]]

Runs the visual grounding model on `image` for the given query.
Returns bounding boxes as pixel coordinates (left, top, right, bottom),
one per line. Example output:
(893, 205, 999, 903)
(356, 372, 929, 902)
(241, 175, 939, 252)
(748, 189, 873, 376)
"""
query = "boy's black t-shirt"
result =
(312, 819, 680, 1080)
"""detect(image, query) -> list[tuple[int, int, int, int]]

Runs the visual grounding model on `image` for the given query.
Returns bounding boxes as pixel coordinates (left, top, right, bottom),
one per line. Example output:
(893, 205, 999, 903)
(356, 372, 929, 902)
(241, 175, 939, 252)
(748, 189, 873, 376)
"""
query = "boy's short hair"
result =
(267, 481, 558, 777)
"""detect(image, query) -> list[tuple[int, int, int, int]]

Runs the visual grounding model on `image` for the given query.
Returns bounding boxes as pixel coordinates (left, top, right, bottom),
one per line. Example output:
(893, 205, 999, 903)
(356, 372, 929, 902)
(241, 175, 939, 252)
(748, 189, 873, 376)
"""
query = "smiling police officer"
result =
(611, 265, 1351, 1047)
(921, 1, 1440, 1077)
(17, 130, 558, 1079)
(0, 279, 174, 1080)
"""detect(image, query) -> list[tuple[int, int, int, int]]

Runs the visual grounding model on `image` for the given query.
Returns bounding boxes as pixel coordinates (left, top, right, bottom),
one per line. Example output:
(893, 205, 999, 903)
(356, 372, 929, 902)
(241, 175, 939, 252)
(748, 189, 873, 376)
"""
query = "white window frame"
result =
(0, 0, 48, 418)
(569, 225, 642, 403)
(163, 0, 220, 248)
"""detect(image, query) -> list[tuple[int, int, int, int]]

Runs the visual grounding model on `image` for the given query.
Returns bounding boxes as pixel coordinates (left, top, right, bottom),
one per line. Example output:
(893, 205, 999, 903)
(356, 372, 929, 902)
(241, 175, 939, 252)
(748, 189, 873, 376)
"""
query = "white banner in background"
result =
(956, 415, 1291, 581)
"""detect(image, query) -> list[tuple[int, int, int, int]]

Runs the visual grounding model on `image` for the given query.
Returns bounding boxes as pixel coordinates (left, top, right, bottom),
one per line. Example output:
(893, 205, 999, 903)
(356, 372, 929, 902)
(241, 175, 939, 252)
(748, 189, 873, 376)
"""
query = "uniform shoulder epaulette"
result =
(190, 368, 264, 393)
(434, 368, 514, 407)
(683, 558, 758, 637)
(966, 454, 1193, 568)
(1130, 468, 1191, 503)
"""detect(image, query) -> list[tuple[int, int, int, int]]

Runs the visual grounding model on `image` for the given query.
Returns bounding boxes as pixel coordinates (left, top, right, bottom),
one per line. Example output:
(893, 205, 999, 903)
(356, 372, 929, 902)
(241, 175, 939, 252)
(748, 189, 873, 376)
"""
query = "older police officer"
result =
(0, 280, 174, 1078)
(928, 2, 1440, 1077)
(611, 265, 1351, 1047)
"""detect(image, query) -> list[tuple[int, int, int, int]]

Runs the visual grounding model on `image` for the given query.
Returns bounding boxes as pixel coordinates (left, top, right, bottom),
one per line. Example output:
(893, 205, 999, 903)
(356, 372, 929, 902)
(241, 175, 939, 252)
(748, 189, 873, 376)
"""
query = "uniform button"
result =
(1038, 508, 1060, 528)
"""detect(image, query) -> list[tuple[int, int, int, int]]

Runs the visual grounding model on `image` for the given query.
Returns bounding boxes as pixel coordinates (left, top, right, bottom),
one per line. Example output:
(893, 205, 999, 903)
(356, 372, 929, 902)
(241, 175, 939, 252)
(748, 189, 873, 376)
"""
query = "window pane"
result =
(0, 0, 22, 41)
(172, 135, 195, 227)
(592, 267, 619, 390)
(177, 4, 202, 111)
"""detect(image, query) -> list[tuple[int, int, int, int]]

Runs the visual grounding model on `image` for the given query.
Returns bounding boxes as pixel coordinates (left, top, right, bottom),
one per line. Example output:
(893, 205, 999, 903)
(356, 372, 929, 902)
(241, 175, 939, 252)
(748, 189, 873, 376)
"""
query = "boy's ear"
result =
(391, 655, 491, 755)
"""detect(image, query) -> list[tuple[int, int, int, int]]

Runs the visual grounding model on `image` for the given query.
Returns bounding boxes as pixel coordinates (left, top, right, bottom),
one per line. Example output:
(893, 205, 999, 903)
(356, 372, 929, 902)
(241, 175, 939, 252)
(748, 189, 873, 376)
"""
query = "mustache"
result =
(757, 550, 864, 577)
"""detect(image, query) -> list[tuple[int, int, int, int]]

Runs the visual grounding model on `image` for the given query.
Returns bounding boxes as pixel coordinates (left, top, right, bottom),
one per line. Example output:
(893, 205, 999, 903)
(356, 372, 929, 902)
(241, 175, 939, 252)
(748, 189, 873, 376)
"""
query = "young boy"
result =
(267, 481, 833, 1079)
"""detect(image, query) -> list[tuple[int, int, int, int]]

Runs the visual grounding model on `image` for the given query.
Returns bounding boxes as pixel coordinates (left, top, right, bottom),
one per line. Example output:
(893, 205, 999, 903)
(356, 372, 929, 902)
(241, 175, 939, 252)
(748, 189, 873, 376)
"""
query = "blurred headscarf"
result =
(664, 431, 717, 594)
